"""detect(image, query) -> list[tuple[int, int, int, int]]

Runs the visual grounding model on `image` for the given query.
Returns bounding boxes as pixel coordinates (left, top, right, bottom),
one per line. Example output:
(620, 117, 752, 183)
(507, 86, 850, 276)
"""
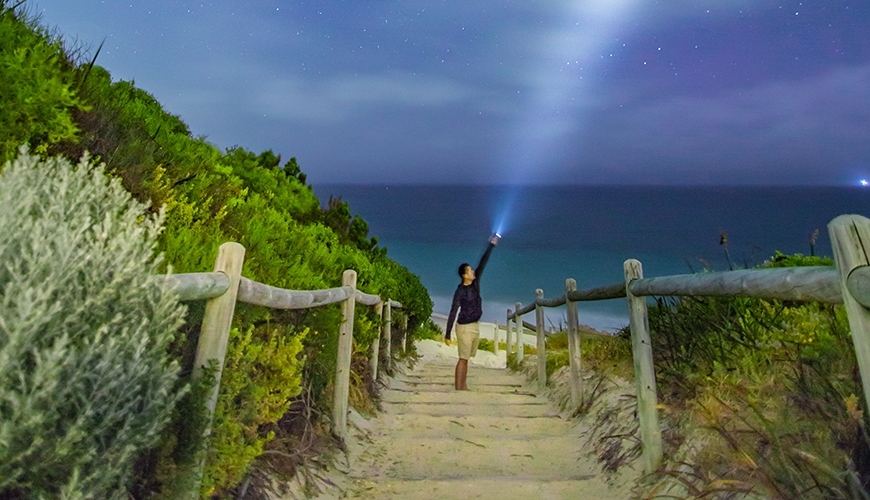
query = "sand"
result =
(292, 340, 638, 499)
(414, 338, 506, 368)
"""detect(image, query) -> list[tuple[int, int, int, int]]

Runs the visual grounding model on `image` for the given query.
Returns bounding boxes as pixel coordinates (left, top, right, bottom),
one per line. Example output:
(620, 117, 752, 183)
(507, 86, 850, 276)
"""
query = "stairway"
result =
(333, 360, 630, 499)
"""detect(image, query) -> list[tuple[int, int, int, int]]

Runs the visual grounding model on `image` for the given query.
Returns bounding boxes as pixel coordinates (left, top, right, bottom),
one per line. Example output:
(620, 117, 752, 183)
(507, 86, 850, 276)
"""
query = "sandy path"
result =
(326, 360, 633, 499)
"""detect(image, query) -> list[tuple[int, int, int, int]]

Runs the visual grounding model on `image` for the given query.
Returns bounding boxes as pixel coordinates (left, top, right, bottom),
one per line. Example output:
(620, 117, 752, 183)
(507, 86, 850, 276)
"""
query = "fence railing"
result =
(166, 242, 401, 496)
(505, 213, 870, 475)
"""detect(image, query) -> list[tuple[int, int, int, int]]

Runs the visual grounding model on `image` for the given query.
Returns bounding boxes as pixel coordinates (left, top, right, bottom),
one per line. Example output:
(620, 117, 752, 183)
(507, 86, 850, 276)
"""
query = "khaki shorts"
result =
(456, 322, 480, 359)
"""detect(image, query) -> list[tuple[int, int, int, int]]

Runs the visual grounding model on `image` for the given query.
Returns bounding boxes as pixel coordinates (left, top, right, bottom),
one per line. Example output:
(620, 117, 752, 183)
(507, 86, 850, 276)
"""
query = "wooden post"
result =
(402, 314, 409, 353)
(493, 322, 500, 355)
(370, 302, 384, 383)
(624, 259, 662, 473)
(829, 215, 870, 416)
(516, 302, 524, 363)
(193, 242, 245, 414)
(506, 309, 513, 358)
(384, 301, 392, 374)
(565, 279, 582, 408)
(535, 289, 547, 390)
(190, 242, 245, 497)
(332, 270, 357, 440)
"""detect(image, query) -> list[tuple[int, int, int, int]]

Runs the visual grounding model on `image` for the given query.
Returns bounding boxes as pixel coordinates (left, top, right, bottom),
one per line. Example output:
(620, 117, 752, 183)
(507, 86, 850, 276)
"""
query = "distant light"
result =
(862, 180, 869, 187)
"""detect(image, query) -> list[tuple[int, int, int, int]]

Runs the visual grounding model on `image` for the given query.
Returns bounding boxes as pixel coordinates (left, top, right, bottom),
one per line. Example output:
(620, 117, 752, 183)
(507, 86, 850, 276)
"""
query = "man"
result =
(445, 234, 499, 390)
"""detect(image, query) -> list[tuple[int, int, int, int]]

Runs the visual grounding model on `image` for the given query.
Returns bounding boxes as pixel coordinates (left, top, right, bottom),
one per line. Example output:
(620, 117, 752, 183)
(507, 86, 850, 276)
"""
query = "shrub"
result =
(412, 320, 442, 341)
(477, 338, 494, 352)
(0, 5, 83, 162)
(201, 324, 306, 498)
(0, 150, 186, 498)
(643, 254, 870, 499)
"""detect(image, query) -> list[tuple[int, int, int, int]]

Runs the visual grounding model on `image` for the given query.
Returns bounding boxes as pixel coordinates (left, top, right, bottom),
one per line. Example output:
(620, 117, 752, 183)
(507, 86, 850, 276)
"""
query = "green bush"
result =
(0, 150, 186, 499)
(477, 338, 494, 352)
(202, 324, 306, 497)
(514, 331, 631, 381)
(413, 319, 446, 347)
(0, 5, 83, 162)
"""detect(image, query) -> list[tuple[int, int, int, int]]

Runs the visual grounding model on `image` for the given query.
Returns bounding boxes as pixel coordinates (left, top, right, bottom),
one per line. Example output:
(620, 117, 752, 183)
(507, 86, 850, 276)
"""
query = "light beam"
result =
(494, 0, 641, 236)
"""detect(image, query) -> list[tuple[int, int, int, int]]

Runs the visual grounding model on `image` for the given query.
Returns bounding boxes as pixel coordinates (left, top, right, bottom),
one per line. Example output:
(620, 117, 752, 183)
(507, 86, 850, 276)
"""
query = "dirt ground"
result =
(292, 358, 638, 499)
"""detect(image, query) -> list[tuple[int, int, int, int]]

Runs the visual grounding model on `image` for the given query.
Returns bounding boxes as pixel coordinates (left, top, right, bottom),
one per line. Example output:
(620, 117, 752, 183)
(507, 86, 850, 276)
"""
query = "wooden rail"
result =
(167, 272, 230, 301)
(169, 242, 401, 498)
(510, 267, 841, 317)
(504, 213, 870, 475)
(168, 274, 400, 309)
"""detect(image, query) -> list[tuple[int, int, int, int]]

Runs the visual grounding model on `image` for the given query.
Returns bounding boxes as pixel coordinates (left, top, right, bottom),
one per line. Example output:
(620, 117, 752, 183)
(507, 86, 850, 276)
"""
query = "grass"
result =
(638, 290, 870, 499)
(505, 269, 870, 498)
(531, 330, 633, 381)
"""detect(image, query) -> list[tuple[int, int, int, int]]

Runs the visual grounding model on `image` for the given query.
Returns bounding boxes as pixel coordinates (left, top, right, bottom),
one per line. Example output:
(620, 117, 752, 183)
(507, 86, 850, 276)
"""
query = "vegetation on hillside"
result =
(644, 256, 869, 499)
(527, 253, 870, 499)
(0, 2, 431, 498)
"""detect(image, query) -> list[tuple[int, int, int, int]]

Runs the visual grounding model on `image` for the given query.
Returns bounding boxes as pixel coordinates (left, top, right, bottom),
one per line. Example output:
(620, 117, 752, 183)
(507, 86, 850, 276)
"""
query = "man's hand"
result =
(445, 337, 452, 346)
(489, 234, 499, 245)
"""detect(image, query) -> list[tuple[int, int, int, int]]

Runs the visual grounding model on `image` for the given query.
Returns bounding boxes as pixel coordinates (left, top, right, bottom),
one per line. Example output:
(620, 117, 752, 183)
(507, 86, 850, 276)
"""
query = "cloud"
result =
(584, 63, 870, 170)
(250, 71, 478, 122)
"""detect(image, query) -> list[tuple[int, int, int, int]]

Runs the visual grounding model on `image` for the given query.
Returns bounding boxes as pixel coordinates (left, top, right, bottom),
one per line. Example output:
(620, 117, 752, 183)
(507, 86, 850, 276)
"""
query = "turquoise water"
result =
(313, 185, 870, 332)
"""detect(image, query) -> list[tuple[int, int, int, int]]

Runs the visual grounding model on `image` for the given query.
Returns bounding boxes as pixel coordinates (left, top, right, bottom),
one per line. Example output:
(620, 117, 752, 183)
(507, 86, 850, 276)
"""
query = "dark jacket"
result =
(445, 242, 495, 339)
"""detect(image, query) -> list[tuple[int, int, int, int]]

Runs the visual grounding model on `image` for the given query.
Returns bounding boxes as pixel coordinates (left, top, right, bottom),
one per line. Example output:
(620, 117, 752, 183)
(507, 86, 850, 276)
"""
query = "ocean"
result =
(312, 185, 870, 332)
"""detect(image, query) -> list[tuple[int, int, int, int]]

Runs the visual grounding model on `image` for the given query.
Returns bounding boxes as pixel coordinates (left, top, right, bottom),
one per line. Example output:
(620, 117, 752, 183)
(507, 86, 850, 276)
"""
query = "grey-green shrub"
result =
(0, 149, 186, 499)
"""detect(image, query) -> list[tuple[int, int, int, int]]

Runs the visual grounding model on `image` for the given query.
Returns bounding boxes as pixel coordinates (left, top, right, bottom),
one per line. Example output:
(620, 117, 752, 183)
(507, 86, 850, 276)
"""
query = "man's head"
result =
(457, 262, 474, 282)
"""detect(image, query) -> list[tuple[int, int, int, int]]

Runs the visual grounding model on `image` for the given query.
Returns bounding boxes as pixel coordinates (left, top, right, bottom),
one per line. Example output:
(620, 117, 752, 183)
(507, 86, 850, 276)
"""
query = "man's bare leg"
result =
(455, 358, 469, 390)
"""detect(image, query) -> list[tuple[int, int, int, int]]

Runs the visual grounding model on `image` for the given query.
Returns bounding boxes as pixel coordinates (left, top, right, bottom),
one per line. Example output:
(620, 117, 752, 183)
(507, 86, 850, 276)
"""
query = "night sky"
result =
(32, 0, 870, 185)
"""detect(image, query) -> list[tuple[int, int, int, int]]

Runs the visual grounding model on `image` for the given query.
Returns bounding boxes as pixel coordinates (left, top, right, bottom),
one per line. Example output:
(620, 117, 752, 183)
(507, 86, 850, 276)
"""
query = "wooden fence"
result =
(505, 213, 870, 475)
(165, 242, 401, 496)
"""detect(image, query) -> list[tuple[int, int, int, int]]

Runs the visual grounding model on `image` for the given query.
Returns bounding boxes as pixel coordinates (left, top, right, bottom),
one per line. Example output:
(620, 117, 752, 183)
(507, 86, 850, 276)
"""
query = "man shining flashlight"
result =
(445, 233, 500, 390)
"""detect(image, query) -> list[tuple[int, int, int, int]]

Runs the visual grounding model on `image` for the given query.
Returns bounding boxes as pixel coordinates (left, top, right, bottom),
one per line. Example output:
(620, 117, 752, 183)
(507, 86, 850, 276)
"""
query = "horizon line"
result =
(311, 181, 865, 188)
